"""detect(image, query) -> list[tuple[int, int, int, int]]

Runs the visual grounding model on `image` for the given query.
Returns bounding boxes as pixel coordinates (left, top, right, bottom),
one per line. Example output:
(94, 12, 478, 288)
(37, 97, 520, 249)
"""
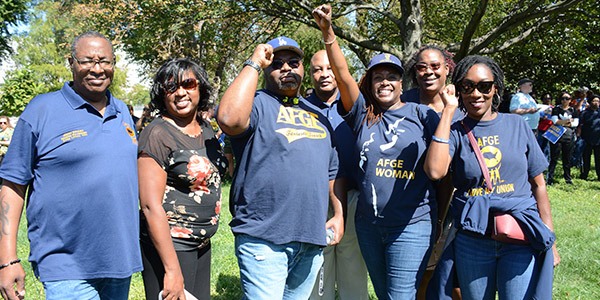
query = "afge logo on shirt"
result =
(275, 106, 327, 143)
(123, 122, 138, 144)
(61, 129, 88, 142)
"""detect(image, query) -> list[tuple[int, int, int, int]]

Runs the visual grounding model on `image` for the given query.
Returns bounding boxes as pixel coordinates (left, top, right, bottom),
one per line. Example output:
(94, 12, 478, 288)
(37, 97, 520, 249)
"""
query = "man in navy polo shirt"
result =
(307, 50, 368, 300)
(0, 31, 142, 300)
(218, 37, 345, 299)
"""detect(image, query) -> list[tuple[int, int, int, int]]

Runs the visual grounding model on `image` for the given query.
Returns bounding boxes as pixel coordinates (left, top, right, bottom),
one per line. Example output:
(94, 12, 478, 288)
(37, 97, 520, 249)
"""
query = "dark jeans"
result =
(580, 143, 600, 180)
(548, 132, 575, 184)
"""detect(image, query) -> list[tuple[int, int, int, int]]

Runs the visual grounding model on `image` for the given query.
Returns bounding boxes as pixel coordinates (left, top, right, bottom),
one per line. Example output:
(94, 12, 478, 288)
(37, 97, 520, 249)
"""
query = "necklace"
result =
(161, 116, 202, 138)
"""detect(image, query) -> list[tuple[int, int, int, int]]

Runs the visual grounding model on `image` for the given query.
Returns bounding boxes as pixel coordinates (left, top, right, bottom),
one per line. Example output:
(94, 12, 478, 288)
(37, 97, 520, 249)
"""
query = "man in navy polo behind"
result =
(218, 36, 345, 299)
(0, 31, 142, 300)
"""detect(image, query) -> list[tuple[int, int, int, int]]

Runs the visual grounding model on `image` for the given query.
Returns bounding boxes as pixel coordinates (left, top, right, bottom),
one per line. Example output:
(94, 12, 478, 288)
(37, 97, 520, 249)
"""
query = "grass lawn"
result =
(13, 172, 600, 299)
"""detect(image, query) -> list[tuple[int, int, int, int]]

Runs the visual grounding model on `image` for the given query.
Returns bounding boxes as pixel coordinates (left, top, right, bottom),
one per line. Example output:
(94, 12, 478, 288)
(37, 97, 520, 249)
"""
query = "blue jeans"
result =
(355, 216, 434, 300)
(43, 277, 131, 300)
(454, 232, 536, 300)
(235, 234, 324, 300)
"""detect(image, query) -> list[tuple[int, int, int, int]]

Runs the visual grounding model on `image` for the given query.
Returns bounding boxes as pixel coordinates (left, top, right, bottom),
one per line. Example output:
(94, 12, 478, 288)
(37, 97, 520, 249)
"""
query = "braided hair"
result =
(452, 55, 505, 113)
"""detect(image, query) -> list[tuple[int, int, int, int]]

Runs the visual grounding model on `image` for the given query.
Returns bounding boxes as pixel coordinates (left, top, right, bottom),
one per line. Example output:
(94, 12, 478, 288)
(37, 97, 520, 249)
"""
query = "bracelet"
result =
(242, 60, 261, 73)
(0, 259, 21, 270)
(323, 36, 336, 45)
(432, 135, 449, 144)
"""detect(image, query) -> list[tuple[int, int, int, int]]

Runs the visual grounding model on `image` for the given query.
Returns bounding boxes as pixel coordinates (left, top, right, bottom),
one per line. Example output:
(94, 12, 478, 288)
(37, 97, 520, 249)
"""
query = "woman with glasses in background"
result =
(137, 58, 227, 300)
(424, 55, 559, 300)
(547, 91, 579, 185)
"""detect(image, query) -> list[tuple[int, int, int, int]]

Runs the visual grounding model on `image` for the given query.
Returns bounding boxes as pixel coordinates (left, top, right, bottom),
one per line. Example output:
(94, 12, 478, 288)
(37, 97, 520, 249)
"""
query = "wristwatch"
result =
(243, 60, 261, 73)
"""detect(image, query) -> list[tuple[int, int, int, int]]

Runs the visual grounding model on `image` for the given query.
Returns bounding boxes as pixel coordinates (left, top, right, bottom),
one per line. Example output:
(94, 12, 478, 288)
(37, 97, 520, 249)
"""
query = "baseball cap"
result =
(366, 53, 405, 75)
(517, 78, 533, 86)
(267, 36, 304, 58)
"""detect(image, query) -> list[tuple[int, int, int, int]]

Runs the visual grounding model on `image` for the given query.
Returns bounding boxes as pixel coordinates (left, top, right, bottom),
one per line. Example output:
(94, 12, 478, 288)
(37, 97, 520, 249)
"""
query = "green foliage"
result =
(0, 68, 44, 115)
(125, 83, 150, 106)
(0, 0, 29, 57)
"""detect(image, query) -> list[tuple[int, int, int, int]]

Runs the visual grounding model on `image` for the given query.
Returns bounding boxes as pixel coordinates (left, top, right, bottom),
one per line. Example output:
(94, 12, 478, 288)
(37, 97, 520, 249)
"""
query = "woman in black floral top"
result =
(138, 58, 227, 300)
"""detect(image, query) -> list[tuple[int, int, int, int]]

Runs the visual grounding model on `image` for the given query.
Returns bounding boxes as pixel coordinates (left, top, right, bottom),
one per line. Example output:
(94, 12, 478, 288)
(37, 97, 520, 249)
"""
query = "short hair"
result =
(150, 58, 213, 114)
(405, 45, 456, 88)
(71, 31, 114, 58)
(452, 55, 505, 113)
(0, 115, 12, 128)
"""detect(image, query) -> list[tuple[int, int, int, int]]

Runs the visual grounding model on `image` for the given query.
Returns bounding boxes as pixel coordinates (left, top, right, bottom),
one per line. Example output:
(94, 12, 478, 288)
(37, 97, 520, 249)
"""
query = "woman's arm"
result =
(312, 5, 360, 113)
(529, 174, 561, 266)
(138, 155, 186, 300)
(424, 85, 458, 180)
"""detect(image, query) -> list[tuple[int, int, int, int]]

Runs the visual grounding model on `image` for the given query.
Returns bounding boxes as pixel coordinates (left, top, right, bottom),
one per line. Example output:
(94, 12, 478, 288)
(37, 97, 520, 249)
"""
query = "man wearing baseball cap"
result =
(217, 36, 345, 299)
(510, 78, 539, 134)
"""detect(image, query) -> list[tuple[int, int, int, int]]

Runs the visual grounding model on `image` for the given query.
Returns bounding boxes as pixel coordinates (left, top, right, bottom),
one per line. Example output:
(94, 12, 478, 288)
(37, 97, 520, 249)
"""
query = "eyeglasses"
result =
(72, 55, 114, 70)
(0, 122, 7, 124)
(271, 58, 302, 70)
(457, 80, 494, 94)
(162, 78, 199, 94)
(561, 96, 571, 100)
(415, 62, 443, 72)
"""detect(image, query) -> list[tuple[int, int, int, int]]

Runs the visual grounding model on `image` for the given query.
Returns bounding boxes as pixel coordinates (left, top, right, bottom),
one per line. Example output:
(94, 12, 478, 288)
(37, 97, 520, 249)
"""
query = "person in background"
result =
(537, 93, 554, 162)
(547, 91, 579, 185)
(0, 31, 142, 300)
(128, 104, 140, 125)
(0, 116, 14, 167)
(510, 78, 539, 134)
(136, 103, 155, 134)
(138, 58, 227, 300)
(307, 50, 369, 300)
(217, 35, 345, 299)
(578, 94, 600, 181)
(425, 54, 559, 300)
(314, 5, 440, 298)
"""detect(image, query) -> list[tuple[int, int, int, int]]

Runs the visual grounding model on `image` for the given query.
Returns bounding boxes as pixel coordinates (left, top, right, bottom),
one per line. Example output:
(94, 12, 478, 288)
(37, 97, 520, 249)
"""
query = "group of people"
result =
(0, 4, 570, 300)
(509, 80, 600, 184)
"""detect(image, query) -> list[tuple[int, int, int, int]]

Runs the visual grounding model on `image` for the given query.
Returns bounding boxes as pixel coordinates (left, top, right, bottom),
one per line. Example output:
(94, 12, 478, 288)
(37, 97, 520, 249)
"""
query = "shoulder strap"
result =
(461, 120, 493, 191)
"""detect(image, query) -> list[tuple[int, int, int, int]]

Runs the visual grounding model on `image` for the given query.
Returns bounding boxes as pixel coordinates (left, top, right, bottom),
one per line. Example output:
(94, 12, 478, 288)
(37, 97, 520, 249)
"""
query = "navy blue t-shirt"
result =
(344, 94, 440, 226)
(0, 83, 142, 281)
(448, 114, 548, 221)
(228, 90, 339, 246)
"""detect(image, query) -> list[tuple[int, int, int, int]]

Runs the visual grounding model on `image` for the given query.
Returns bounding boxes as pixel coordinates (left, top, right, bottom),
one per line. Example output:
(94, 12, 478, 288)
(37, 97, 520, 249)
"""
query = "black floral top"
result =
(138, 117, 227, 250)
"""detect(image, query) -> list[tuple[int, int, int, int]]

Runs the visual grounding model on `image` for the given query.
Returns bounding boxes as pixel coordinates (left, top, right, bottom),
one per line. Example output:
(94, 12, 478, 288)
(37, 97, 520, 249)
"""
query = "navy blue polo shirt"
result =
(0, 82, 142, 281)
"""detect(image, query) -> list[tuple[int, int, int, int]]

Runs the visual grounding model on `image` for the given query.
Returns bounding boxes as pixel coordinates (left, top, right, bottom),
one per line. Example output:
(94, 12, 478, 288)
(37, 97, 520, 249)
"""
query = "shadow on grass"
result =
(213, 273, 242, 299)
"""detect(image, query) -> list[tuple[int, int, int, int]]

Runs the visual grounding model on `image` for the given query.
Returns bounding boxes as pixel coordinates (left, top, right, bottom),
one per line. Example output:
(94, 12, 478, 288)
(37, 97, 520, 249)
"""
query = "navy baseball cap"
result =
(367, 53, 404, 75)
(267, 36, 304, 58)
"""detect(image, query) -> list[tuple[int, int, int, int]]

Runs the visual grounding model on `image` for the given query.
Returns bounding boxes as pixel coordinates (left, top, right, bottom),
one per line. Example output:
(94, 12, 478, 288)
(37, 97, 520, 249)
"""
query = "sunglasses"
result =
(415, 62, 443, 72)
(561, 96, 571, 100)
(163, 78, 199, 94)
(271, 58, 302, 70)
(457, 80, 494, 94)
(0, 122, 6, 124)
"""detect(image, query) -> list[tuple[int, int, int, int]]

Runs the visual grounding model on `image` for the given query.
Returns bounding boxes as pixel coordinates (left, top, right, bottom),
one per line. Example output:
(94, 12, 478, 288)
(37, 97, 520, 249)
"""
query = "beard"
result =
(276, 72, 302, 91)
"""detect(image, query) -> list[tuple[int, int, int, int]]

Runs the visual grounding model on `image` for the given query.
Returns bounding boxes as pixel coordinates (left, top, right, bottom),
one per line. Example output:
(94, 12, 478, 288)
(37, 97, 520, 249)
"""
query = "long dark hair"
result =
(452, 55, 505, 113)
(150, 58, 213, 115)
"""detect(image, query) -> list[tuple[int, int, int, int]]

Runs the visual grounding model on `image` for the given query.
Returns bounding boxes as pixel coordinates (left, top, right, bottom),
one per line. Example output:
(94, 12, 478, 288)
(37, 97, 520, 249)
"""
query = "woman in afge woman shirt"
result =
(138, 58, 227, 300)
(424, 55, 560, 300)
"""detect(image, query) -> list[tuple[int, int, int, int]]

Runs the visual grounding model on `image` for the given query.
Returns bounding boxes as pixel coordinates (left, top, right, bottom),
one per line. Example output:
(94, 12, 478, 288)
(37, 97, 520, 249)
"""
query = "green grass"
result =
(13, 169, 600, 299)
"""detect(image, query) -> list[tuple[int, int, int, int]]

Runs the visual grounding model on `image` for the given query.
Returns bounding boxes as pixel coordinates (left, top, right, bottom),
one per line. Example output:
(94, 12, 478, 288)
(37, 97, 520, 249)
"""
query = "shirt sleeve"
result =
(137, 121, 172, 169)
(0, 119, 37, 185)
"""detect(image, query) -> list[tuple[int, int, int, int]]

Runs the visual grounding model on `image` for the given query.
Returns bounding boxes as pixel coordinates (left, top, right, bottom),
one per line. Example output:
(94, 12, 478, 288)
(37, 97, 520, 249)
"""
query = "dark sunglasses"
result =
(163, 78, 199, 94)
(457, 80, 494, 94)
(561, 96, 571, 100)
(415, 62, 443, 72)
(0, 122, 6, 124)
(271, 58, 302, 70)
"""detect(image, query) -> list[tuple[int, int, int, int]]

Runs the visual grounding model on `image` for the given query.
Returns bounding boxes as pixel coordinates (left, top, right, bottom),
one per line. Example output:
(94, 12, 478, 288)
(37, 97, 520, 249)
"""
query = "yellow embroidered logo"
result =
(61, 129, 88, 142)
(275, 106, 327, 143)
(123, 122, 138, 144)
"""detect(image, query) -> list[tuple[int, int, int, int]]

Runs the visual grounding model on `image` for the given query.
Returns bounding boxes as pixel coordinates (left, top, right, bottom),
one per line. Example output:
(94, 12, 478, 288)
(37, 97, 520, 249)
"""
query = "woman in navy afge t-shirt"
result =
(314, 6, 441, 299)
(424, 55, 560, 300)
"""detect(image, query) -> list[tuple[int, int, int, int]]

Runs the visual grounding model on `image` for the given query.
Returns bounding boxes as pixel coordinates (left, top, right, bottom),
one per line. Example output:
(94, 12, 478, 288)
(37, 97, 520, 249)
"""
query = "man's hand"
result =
(325, 215, 344, 246)
(0, 264, 26, 300)
(249, 44, 273, 70)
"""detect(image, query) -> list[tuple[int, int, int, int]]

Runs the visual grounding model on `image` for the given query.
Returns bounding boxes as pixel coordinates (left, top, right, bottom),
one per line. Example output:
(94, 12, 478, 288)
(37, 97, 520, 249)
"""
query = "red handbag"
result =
(462, 121, 529, 244)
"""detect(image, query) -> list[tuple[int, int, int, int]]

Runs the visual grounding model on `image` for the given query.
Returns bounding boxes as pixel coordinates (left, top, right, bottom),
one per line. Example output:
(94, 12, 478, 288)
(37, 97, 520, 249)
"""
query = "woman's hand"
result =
(312, 4, 333, 31)
(440, 84, 459, 109)
(161, 270, 186, 300)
